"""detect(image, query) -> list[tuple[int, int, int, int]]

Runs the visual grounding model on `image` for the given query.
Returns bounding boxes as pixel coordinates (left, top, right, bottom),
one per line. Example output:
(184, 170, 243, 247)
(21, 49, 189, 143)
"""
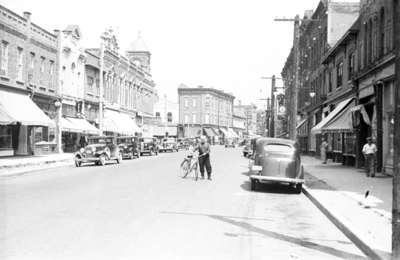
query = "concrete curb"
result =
(0, 159, 74, 177)
(302, 186, 386, 260)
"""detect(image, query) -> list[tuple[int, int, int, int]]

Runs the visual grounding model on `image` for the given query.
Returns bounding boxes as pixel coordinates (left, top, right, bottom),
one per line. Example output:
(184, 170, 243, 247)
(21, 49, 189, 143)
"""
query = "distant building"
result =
(232, 109, 246, 138)
(152, 95, 179, 138)
(177, 85, 236, 141)
(234, 103, 257, 136)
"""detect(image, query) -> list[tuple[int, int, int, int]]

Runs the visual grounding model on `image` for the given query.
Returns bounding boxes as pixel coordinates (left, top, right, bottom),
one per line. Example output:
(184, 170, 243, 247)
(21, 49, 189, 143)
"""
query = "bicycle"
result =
(180, 151, 199, 180)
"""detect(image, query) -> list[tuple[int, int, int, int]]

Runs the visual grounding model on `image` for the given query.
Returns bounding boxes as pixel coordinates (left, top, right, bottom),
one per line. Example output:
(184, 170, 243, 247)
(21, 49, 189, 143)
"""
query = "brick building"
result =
(234, 103, 258, 136)
(0, 5, 58, 156)
(177, 85, 236, 142)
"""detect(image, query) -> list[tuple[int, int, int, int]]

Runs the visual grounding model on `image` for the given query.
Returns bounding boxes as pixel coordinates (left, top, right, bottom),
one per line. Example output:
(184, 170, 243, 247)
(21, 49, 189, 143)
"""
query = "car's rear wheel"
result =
(294, 183, 302, 194)
(243, 152, 247, 157)
(99, 154, 106, 166)
(250, 179, 257, 191)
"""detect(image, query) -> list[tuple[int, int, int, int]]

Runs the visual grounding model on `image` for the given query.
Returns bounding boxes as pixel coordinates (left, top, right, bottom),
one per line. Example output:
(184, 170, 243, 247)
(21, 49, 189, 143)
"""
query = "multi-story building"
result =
(178, 85, 235, 141)
(234, 103, 258, 136)
(152, 94, 179, 138)
(55, 25, 99, 152)
(84, 30, 157, 138)
(232, 110, 246, 138)
(0, 5, 57, 156)
(281, 0, 359, 156)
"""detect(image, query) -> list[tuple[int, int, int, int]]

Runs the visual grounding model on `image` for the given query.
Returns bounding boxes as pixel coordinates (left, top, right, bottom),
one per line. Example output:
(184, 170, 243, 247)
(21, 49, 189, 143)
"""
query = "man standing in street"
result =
(197, 136, 212, 180)
(362, 137, 377, 177)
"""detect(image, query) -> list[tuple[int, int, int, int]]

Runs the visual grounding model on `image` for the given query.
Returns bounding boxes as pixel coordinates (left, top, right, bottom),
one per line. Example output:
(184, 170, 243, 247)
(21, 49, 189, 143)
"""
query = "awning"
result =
(219, 127, 229, 137)
(0, 90, 54, 126)
(228, 128, 239, 138)
(322, 100, 356, 133)
(349, 104, 371, 125)
(104, 109, 141, 135)
(204, 127, 216, 137)
(311, 98, 353, 134)
(61, 117, 100, 135)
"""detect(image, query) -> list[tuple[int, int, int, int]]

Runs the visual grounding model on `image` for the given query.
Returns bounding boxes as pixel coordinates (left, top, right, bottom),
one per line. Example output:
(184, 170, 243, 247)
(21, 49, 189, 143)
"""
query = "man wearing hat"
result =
(362, 137, 377, 177)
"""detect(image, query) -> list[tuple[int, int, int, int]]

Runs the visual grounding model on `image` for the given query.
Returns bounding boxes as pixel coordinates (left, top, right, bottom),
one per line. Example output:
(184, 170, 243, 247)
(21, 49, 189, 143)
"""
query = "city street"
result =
(0, 146, 366, 260)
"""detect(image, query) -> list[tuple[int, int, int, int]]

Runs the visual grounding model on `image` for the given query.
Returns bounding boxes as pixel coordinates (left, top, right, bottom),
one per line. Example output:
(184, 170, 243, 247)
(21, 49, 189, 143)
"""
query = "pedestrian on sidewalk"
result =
(196, 136, 212, 180)
(362, 137, 377, 177)
(320, 137, 329, 164)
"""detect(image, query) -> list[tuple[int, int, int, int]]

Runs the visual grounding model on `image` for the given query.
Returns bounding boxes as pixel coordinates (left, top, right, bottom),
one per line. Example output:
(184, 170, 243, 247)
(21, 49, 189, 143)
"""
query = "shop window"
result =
(0, 126, 12, 149)
(344, 132, 356, 155)
(48, 128, 56, 143)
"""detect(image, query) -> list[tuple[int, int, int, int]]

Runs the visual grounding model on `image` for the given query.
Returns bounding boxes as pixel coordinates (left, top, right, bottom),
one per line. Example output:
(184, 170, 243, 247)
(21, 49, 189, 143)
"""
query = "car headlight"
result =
(80, 148, 84, 153)
(91, 147, 96, 152)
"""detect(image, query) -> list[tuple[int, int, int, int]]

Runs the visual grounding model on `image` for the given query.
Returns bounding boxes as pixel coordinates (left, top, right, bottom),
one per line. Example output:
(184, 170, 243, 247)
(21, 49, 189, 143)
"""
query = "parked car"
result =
(117, 136, 141, 159)
(74, 136, 122, 167)
(159, 137, 179, 152)
(177, 138, 189, 150)
(139, 137, 159, 156)
(224, 138, 236, 148)
(249, 138, 304, 193)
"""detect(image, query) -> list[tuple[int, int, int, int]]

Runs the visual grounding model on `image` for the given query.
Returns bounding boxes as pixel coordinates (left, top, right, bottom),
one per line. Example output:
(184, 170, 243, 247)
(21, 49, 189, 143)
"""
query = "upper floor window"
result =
(49, 60, 54, 76)
(40, 57, 45, 74)
(184, 98, 189, 108)
(192, 98, 197, 107)
(379, 7, 385, 57)
(0, 41, 9, 76)
(184, 114, 189, 124)
(192, 114, 197, 124)
(348, 53, 355, 79)
(155, 112, 161, 119)
(30, 52, 35, 70)
(17, 47, 24, 80)
(328, 69, 333, 93)
(336, 61, 343, 88)
(87, 76, 94, 91)
(167, 112, 172, 122)
(205, 114, 210, 124)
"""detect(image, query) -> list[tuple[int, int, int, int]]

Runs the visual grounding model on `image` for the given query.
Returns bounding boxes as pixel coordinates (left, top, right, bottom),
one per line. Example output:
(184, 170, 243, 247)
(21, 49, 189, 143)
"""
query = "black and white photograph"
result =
(0, 0, 399, 259)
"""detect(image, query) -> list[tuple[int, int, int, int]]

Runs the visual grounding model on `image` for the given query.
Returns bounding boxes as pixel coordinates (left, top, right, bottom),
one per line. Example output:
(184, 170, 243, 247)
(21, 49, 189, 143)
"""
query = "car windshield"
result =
(264, 144, 293, 153)
(117, 138, 133, 144)
(142, 138, 153, 143)
(88, 138, 113, 145)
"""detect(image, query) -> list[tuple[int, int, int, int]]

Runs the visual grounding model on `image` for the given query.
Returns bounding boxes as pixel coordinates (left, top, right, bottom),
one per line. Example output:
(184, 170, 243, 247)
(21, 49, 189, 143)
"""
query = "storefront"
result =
(0, 90, 55, 156)
(60, 116, 100, 152)
(103, 109, 142, 136)
(296, 119, 308, 153)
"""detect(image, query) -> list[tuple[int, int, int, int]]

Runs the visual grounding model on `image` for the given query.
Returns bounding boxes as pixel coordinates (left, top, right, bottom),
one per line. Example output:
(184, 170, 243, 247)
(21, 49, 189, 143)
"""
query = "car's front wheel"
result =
(75, 158, 81, 167)
(99, 154, 106, 166)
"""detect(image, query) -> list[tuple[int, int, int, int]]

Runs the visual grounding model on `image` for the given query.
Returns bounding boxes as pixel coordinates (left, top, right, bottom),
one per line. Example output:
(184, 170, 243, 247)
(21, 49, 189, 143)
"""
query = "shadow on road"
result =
(240, 180, 300, 195)
(160, 210, 367, 260)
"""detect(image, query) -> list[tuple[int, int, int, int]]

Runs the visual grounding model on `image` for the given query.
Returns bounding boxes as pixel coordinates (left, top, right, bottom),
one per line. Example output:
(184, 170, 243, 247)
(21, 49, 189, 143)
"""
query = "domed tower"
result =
(126, 32, 151, 73)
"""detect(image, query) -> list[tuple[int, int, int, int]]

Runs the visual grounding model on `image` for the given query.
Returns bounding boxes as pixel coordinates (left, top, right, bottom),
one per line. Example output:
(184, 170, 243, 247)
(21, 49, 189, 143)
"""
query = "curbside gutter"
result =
(302, 186, 386, 260)
(0, 158, 74, 177)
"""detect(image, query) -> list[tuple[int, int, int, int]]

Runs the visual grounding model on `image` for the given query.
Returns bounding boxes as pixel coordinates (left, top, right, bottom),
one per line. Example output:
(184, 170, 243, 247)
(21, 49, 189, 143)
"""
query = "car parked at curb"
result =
(159, 138, 179, 152)
(117, 136, 141, 159)
(139, 137, 159, 156)
(74, 136, 122, 167)
(248, 138, 304, 193)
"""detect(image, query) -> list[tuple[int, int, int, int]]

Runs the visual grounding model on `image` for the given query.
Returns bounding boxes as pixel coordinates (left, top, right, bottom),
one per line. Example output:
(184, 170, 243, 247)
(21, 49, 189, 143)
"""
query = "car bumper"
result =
(249, 165, 304, 184)
(75, 157, 100, 163)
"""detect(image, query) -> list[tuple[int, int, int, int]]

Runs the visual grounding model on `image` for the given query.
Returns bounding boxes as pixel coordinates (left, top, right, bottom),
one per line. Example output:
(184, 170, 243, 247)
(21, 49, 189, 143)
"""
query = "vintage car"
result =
(74, 136, 122, 167)
(116, 136, 141, 159)
(224, 138, 237, 148)
(249, 138, 304, 193)
(139, 137, 159, 156)
(159, 138, 179, 152)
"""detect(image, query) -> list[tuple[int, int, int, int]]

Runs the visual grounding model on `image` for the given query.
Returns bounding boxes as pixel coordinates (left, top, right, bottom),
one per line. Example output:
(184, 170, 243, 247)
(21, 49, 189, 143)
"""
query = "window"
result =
(205, 114, 210, 124)
(17, 47, 24, 80)
(336, 61, 343, 88)
(328, 69, 333, 93)
(264, 144, 293, 153)
(184, 99, 189, 108)
(0, 41, 9, 76)
(30, 52, 35, 70)
(71, 62, 76, 73)
(167, 112, 172, 122)
(192, 114, 197, 124)
(184, 114, 189, 124)
(155, 112, 161, 119)
(192, 98, 197, 107)
(40, 57, 45, 73)
(49, 60, 54, 76)
(379, 8, 385, 57)
(87, 76, 94, 92)
(348, 53, 355, 78)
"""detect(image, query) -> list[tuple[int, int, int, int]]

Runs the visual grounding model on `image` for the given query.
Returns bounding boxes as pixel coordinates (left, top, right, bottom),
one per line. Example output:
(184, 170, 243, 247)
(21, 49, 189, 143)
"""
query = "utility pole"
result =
(261, 75, 283, 137)
(392, 0, 400, 258)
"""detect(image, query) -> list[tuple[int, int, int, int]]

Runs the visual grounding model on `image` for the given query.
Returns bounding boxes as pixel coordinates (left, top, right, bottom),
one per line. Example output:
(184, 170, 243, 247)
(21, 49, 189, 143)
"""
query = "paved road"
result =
(0, 146, 366, 260)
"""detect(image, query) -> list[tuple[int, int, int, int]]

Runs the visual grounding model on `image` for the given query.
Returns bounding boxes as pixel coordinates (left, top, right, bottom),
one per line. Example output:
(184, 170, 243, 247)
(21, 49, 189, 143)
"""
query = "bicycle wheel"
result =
(190, 162, 198, 181)
(181, 160, 190, 178)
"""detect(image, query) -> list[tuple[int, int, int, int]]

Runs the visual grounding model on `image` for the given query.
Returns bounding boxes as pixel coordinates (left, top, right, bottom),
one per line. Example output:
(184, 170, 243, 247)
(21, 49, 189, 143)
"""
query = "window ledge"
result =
(0, 75, 10, 81)
(16, 80, 25, 85)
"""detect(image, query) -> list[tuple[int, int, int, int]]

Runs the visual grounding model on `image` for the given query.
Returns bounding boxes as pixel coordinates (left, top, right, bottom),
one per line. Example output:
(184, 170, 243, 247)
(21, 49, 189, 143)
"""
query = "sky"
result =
(1, 0, 321, 108)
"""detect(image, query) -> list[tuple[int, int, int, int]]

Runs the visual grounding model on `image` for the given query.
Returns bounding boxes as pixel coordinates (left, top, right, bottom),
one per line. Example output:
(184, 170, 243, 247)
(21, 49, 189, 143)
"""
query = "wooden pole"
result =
(392, 0, 400, 258)
(291, 15, 300, 141)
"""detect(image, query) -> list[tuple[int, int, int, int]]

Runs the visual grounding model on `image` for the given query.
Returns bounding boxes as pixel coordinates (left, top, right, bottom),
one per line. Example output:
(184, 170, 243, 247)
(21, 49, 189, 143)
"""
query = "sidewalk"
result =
(302, 155, 392, 260)
(0, 153, 74, 177)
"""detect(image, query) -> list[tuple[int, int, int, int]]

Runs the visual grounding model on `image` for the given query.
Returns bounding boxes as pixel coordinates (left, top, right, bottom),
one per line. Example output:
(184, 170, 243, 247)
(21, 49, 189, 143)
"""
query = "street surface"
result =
(0, 146, 366, 260)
